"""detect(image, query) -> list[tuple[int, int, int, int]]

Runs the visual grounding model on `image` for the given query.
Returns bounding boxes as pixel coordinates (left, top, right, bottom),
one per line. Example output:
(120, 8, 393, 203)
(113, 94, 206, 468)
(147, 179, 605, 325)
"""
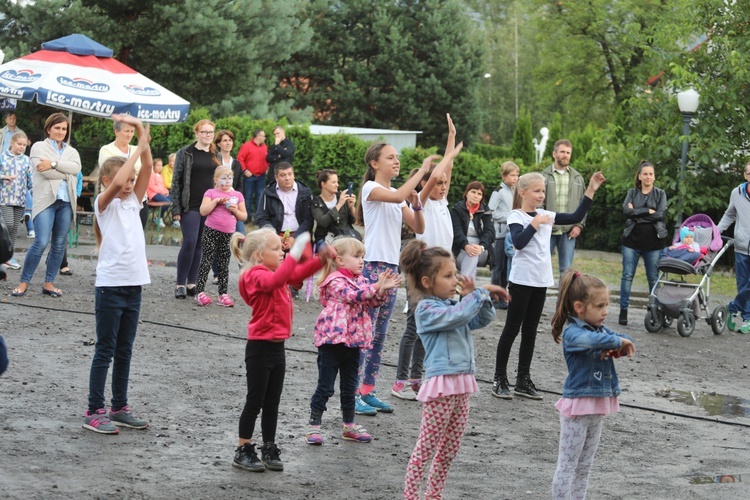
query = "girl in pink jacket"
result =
(306, 237, 401, 445)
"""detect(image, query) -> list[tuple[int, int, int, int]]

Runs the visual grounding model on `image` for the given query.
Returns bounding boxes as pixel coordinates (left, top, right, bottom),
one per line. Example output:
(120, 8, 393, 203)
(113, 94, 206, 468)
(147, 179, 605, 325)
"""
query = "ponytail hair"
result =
(551, 269, 608, 343)
(399, 239, 453, 307)
(231, 227, 278, 276)
(93, 156, 128, 249)
(513, 172, 545, 210)
(357, 142, 389, 225)
(316, 237, 364, 287)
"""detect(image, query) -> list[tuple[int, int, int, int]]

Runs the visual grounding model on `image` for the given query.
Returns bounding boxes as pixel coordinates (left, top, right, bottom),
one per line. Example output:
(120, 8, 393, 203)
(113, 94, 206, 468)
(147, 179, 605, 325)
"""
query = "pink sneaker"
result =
(195, 292, 213, 306)
(216, 294, 234, 307)
(342, 423, 372, 443)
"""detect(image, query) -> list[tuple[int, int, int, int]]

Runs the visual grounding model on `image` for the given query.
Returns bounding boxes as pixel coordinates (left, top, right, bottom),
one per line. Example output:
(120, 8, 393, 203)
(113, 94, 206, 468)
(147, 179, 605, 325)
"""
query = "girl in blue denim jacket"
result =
(400, 239, 509, 500)
(550, 270, 635, 500)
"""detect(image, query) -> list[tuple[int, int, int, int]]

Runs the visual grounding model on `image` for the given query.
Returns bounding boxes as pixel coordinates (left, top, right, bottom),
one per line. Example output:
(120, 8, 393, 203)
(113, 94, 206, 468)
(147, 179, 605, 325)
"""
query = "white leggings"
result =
(551, 413, 604, 500)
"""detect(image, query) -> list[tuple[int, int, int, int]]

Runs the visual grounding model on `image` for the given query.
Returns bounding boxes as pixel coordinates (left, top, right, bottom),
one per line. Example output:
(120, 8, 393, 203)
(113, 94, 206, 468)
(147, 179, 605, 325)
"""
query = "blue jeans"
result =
(244, 174, 266, 221)
(360, 261, 399, 390)
(88, 286, 142, 412)
(619, 245, 660, 310)
(505, 235, 515, 281)
(20, 200, 72, 284)
(24, 191, 33, 233)
(310, 343, 360, 424)
(550, 232, 577, 274)
(728, 252, 750, 320)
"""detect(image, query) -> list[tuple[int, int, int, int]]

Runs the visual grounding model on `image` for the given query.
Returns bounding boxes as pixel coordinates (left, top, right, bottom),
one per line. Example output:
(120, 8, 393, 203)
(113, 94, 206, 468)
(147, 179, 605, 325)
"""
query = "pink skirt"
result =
(417, 374, 479, 402)
(555, 397, 620, 417)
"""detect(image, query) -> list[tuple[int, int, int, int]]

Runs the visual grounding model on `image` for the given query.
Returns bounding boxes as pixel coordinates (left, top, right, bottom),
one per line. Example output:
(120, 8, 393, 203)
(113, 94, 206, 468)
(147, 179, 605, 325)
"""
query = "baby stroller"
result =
(644, 214, 732, 337)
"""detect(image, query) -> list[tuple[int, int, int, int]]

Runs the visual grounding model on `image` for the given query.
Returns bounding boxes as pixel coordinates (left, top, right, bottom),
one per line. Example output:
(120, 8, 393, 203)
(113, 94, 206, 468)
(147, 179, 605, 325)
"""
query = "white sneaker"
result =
(391, 380, 417, 400)
(172, 221, 180, 228)
(28, 230, 35, 238)
(156, 218, 166, 228)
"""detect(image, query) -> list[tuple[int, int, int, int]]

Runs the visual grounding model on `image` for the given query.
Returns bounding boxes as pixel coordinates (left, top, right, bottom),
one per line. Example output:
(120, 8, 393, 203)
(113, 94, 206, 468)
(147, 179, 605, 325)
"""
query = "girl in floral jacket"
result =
(306, 237, 401, 445)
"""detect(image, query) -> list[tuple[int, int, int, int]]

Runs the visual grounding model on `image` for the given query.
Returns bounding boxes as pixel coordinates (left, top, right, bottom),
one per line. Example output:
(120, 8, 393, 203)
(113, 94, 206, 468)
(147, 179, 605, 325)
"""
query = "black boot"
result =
(491, 377, 513, 399)
(514, 374, 543, 400)
(261, 442, 284, 471)
(233, 443, 266, 472)
(619, 308, 628, 326)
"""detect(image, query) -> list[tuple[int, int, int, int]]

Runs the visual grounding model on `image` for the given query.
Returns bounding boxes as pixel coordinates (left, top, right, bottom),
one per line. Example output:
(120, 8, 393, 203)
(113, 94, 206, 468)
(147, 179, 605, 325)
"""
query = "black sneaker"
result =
(514, 375, 543, 400)
(491, 378, 513, 399)
(619, 308, 628, 326)
(233, 443, 266, 472)
(261, 442, 284, 471)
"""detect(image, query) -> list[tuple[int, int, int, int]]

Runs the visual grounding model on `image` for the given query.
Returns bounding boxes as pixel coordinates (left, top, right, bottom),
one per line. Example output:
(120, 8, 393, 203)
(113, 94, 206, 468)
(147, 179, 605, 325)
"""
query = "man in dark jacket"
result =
(255, 162, 313, 251)
(265, 126, 295, 184)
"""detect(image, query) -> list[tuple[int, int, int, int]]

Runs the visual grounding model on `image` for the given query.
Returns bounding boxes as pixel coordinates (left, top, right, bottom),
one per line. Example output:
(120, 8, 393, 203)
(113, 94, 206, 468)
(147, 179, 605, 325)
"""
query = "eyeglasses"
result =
(198, 130, 215, 136)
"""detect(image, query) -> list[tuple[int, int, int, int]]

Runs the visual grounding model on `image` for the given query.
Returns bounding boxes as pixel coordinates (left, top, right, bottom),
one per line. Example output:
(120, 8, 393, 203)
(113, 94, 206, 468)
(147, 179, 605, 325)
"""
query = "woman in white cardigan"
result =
(12, 113, 81, 297)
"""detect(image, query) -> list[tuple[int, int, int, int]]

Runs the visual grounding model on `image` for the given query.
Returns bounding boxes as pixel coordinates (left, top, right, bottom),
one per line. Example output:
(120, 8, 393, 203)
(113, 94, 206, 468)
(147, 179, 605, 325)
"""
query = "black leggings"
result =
(195, 226, 231, 294)
(493, 282, 547, 381)
(239, 340, 286, 442)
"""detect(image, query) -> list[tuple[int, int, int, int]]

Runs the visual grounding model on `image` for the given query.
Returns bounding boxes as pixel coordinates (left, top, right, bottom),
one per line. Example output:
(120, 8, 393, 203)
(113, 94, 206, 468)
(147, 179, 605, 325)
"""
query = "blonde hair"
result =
(214, 166, 233, 182)
(231, 227, 278, 275)
(93, 156, 128, 249)
(551, 269, 608, 343)
(317, 237, 365, 287)
(501, 161, 520, 178)
(513, 172, 545, 210)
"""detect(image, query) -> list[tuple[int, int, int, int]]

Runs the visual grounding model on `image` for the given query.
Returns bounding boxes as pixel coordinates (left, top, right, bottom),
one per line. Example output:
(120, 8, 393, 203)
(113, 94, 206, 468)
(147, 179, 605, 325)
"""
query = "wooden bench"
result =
(68, 211, 94, 248)
(147, 201, 172, 230)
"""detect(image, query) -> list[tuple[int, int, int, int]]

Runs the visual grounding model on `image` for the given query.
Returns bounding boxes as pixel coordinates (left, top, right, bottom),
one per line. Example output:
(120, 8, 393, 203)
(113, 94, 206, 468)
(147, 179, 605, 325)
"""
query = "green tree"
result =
(0, 0, 313, 119)
(274, 0, 485, 147)
(511, 107, 533, 166)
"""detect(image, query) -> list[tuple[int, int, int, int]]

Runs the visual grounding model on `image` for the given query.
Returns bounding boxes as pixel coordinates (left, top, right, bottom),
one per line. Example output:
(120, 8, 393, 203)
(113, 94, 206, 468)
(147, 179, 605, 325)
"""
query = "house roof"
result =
(309, 124, 421, 136)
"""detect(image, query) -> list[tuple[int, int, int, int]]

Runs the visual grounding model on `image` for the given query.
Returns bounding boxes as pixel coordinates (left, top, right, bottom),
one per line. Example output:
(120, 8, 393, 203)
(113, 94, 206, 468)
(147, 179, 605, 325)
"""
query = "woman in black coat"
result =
(311, 169, 358, 246)
(450, 180, 495, 278)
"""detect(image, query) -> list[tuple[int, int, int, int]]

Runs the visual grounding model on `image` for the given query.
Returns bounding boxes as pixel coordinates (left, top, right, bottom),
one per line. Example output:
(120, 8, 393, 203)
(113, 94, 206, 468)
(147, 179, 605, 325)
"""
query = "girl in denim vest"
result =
(400, 239, 508, 500)
(550, 270, 636, 499)
(306, 237, 401, 445)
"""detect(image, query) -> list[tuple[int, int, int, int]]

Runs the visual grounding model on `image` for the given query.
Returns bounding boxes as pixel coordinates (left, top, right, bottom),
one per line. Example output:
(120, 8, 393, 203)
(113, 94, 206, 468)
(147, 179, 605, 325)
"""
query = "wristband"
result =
(413, 205, 422, 212)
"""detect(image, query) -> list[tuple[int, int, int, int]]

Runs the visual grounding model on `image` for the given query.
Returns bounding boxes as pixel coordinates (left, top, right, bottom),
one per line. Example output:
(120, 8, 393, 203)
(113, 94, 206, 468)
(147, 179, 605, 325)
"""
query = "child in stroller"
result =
(661, 226, 708, 264)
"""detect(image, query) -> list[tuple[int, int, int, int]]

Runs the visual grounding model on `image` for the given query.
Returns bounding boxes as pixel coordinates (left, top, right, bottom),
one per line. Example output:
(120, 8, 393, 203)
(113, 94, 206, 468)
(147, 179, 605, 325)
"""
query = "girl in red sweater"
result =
(229, 228, 331, 472)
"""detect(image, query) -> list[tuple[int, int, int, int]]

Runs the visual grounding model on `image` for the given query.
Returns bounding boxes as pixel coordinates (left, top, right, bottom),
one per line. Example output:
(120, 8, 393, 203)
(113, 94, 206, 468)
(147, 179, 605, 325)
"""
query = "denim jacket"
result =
(561, 317, 633, 398)
(415, 289, 495, 379)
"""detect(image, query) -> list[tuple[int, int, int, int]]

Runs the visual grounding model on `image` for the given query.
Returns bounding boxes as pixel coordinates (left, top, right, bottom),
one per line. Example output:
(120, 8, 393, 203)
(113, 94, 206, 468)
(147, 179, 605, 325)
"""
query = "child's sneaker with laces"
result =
(360, 391, 394, 413)
(727, 311, 738, 331)
(82, 408, 119, 434)
(342, 423, 373, 443)
(108, 405, 149, 429)
(195, 292, 213, 306)
(233, 443, 265, 472)
(305, 424, 323, 445)
(739, 321, 750, 334)
(260, 442, 284, 471)
(216, 294, 234, 307)
(355, 395, 377, 416)
(391, 380, 417, 400)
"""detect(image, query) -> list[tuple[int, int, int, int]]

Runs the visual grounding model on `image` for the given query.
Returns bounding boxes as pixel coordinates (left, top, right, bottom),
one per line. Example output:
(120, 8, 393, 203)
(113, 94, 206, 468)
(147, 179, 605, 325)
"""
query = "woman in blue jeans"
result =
(619, 161, 668, 325)
(12, 113, 81, 297)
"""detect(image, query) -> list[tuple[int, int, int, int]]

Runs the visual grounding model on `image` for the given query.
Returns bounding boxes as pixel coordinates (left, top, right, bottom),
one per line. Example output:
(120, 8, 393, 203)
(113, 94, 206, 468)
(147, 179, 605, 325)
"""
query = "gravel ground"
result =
(2, 243, 750, 499)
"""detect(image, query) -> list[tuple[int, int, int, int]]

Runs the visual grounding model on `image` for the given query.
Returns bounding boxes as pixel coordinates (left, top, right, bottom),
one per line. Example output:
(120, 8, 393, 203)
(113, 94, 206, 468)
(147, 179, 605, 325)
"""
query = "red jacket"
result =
(239, 253, 322, 341)
(237, 140, 269, 176)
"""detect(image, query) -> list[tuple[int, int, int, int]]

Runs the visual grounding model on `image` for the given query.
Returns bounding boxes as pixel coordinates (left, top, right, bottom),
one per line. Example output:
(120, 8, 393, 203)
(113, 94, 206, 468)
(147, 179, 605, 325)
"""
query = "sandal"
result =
(11, 285, 27, 297)
(59, 268, 73, 276)
(42, 287, 63, 298)
(175, 285, 187, 299)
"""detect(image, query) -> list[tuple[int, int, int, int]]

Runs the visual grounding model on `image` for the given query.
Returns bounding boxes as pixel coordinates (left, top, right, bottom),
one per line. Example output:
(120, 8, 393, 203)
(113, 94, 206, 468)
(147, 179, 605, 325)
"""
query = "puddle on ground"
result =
(690, 474, 744, 484)
(656, 389, 750, 418)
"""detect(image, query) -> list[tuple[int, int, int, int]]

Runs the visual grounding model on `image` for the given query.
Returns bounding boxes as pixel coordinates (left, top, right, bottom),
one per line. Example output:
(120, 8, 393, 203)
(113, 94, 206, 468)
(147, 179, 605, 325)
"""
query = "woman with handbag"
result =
(311, 169, 359, 246)
(619, 160, 668, 325)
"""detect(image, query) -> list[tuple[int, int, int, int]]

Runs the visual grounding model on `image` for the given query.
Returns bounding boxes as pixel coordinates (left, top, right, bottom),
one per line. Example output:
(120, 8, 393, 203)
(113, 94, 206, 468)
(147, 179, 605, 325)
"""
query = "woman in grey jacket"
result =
(618, 161, 668, 325)
(12, 113, 81, 297)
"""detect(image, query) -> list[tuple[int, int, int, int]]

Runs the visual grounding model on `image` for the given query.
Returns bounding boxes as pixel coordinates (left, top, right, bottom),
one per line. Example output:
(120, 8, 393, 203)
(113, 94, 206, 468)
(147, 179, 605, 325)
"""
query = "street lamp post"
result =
(675, 89, 700, 232)
(484, 73, 492, 142)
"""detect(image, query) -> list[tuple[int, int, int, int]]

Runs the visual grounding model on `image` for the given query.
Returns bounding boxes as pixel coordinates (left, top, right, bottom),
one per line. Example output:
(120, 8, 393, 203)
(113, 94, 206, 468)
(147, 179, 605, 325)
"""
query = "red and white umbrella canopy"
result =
(0, 34, 190, 123)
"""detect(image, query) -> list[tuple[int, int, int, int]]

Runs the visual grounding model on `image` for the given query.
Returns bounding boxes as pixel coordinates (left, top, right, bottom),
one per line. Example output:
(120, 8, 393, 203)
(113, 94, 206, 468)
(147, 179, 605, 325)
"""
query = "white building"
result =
(309, 124, 421, 153)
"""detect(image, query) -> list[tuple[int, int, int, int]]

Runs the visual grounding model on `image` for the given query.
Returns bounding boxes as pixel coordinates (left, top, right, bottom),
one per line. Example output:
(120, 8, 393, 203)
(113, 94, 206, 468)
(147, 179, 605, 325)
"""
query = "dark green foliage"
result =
(511, 107, 534, 167)
(471, 143, 513, 161)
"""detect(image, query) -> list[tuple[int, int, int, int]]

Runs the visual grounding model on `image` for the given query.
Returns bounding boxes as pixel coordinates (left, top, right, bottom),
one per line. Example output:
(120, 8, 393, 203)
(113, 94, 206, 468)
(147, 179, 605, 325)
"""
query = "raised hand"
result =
(421, 154, 441, 171)
(447, 113, 456, 137)
(482, 284, 510, 303)
(457, 275, 476, 296)
(408, 190, 421, 209)
(588, 171, 606, 191)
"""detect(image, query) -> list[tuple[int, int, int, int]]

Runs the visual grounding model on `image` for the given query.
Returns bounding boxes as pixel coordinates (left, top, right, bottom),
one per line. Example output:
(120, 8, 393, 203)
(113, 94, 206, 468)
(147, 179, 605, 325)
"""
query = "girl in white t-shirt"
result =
(353, 138, 436, 414)
(392, 114, 462, 401)
(490, 171, 606, 401)
(83, 114, 152, 435)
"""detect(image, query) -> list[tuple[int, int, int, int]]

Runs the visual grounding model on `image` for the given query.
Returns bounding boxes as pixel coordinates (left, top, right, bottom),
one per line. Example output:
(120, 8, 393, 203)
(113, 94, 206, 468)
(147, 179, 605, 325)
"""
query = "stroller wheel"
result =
(663, 316, 673, 328)
(644, 307, 664, 333)
(677, 311, 696, 337)
(711, 305, 727, 335)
